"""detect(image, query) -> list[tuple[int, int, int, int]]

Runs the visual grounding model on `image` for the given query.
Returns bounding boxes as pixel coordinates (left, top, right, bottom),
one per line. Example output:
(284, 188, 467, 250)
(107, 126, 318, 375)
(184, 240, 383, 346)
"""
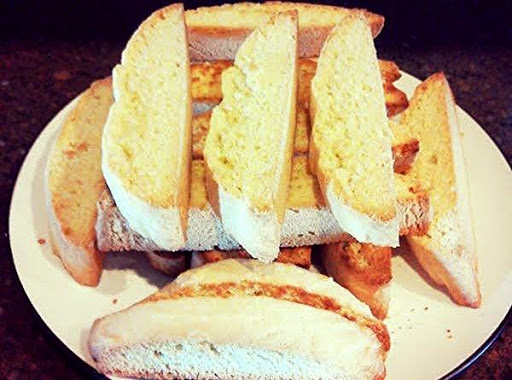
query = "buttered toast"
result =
(101, 4, 192, 251)
(402, 73, 481, 307)
(204, 12, 298, 262)
(310, 15, 398, 247)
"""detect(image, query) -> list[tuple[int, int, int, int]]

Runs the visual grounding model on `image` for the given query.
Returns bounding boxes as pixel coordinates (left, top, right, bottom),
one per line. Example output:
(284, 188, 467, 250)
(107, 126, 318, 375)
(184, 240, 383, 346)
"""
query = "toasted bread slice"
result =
(101, 4, 192, 251)
(191, 246, 312, 269)
(89, 259, 388, 380)
(190, 59, 409, 119)
(322, 239, 392, 319)
(45, 78, 112, 286)
(97, 158, 430, 252)
(402, 73, 481, 307)
(204, 13, 298, 262)
(185, 2, 384, 61)
(310, 15, 398, 247)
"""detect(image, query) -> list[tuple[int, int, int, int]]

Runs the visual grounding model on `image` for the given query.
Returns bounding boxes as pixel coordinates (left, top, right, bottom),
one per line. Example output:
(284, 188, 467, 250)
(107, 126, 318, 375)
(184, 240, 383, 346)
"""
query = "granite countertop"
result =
(1, 33, 511, 380)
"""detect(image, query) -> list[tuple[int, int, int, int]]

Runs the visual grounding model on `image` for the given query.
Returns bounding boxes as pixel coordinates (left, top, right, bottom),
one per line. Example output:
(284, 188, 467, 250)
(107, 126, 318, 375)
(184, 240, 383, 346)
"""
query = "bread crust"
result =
(322, 239, 392, 319)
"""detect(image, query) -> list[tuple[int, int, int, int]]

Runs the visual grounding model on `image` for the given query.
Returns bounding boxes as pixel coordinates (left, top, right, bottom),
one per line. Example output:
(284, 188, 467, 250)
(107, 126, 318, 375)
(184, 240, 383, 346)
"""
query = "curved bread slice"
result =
(186, 1, 384, 61)
(403, 73, 481, 307)
(102, 4, 192, 251)
(45, 78, 112, 286)
(89, 260, 388, 379)
(310, 15, 398, 247)
(204, 13, 298, 262)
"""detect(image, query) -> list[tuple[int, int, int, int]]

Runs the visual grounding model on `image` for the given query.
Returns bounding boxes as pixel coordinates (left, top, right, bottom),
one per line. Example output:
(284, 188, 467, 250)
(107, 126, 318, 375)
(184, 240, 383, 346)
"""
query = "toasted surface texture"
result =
(46, 78, 112, 286)
(310, 15, 398, 247)
(204, 13, 298, 262)
(322, 239, 392, 319)
(403, 73, 481, 307)
(89, 260, 388, 379)
(96, 159, 430, 252)
(190, 246, 312, 269)
(186, 1, 384, 61)
(102, 4, 192, 251)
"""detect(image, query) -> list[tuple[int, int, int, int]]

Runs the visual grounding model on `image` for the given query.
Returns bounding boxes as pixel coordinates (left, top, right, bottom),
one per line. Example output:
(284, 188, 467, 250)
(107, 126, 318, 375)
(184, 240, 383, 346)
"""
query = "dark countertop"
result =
(1, 7, 511, 379)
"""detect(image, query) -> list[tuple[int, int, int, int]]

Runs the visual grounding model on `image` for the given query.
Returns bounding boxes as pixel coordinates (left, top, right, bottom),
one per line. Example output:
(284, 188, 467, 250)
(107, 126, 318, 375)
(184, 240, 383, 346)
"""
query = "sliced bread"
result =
(310, 15, 398, 247)
(45, 78, 112, 286)
(89, 259, 388, 380)
(204, 12, 298, 262)
(186, 1, 384, 61)
(402, 73, 481, 307)
(96, 158, 430, 252)
(101, 4, 192, 251)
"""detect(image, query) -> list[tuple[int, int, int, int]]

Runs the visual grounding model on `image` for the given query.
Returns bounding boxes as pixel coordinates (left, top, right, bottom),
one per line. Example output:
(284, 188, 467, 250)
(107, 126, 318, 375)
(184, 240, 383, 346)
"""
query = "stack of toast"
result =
(44, 2, 481, 378)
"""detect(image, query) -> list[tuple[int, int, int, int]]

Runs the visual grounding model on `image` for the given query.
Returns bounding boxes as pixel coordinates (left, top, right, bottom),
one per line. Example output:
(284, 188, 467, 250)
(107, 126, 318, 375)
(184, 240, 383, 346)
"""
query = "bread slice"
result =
(402, 73, 481, 307)
(310, 15, 398, 247)
(101, 4, 192, 251)
(191, 59, 410, 160)
(97, 158, 430, 252)
(204, 13, 298, 262)
(186, 1, 384, 61)
(191, 246, 312, 269)
(322, 239, 392, 319)
(45, 78, 112, 286)
(89, 259, 388, 379)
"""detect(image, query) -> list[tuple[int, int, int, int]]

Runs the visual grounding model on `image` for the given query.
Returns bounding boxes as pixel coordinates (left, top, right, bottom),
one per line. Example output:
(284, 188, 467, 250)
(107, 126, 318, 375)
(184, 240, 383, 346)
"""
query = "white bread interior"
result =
(204, 12, 298, 262)
(101, 4, 192, 251)
(403, 73, 481, 307)
(309, 15, 398, 247)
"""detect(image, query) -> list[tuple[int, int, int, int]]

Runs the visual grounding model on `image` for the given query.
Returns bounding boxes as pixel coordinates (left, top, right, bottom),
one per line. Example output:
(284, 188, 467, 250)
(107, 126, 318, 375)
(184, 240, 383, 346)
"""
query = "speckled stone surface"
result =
(1, 36, 511, 380)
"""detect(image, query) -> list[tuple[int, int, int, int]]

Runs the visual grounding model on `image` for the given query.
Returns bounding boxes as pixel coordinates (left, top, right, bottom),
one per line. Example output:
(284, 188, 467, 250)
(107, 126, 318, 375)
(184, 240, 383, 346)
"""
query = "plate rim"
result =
(8, 72, 512, 380)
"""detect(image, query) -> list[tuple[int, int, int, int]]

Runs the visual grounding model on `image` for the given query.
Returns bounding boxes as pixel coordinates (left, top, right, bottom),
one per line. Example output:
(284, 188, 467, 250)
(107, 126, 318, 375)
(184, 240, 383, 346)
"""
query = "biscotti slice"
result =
(102, 4, 192, 251)
(96, 157, 431, 252)
(204, 13, 298, 262)
(310, 15, 398, 247)
(89, 260, 388, 380)
(322, 240, 392, 319)
(186, 2, 384, 61)
(190, 59, 409, 119)
(403, 73, 481, 307)
(45, 78, 112, 286)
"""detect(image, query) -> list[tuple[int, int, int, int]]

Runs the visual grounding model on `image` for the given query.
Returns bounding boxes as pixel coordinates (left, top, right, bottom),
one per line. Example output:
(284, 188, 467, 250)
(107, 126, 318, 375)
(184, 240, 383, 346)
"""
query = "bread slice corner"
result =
(204, 12, 298, 262)
(101, 4, 192, 251)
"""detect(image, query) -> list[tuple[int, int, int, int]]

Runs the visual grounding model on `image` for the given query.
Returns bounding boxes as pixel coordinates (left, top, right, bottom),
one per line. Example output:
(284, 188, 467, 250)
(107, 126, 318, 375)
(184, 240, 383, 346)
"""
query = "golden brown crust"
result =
(322, 239, 391, 319)
(194, 246, 312, 269)
(147, 280, 390, 351)
(392, 138, 419, 174)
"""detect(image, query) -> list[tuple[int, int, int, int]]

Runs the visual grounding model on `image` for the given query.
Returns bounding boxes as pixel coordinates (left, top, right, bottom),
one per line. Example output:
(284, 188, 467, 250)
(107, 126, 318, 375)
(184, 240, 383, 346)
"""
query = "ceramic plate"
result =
(9, 72, 512, 379)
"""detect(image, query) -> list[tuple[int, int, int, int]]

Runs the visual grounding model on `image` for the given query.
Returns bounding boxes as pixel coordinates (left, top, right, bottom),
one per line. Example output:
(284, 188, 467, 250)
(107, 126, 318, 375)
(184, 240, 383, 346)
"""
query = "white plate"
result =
(9, 72, 512, 380)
